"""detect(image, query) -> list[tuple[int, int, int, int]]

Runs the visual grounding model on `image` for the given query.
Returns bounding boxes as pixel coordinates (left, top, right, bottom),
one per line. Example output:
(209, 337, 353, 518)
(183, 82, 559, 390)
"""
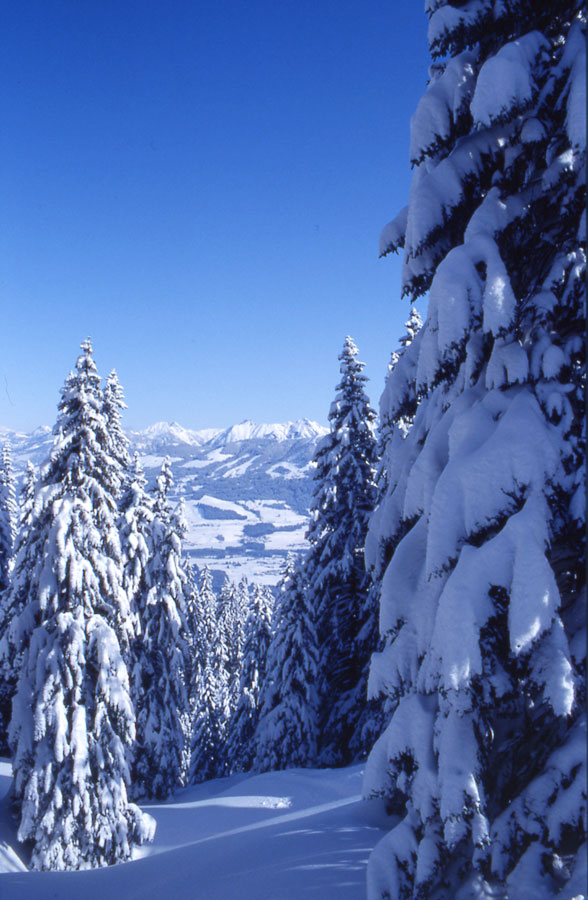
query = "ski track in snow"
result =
(0, 762, 388, 899)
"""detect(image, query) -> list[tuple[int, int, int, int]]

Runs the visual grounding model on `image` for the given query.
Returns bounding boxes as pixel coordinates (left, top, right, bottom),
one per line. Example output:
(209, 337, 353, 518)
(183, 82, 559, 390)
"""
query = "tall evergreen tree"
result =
(349, 310, 424, 759)
(8, 339, 153, 870)
(0, 446, 22, 754)
(192, 566, 220, 679)
(378, 307, 423, 464)
(0, 442, 17, 594)
(190, 567, 231, 783)
(153, 455, 173, 518)
(0, 461, 38, 754)
(119, 453, 153, 647)
(131, 464, 192, 799)
(102, 369, 131, 481)
(254, 557, 319, 772)
(226, 583, 274, 773)
(200, 565, 232, 738)
(365, 4, 585, 898)
(305, 336, 377, 765)
(190, 658, 228, 784)
(19, 461, 37, 534)
(217, 577, 247, 713)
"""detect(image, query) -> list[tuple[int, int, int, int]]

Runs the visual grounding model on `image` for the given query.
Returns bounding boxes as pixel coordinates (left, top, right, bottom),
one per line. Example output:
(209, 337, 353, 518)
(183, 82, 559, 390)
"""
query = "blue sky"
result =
(1, 1, 430, 431)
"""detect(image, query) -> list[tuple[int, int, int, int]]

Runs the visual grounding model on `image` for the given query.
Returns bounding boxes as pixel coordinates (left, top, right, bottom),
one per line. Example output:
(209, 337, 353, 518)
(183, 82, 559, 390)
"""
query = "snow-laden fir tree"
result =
(200, 565, 231, 739)
(217, 577, 247, 712)
(0, 442, 17, 594)
(364, 4, 586, 898)
(131, 463, 192, 799)
(119, 452, 158, 784)
(0, 462, 38, 641)
(119, 453, 153, 645)
(304, 336, 377, 766)
(182, 562, 214, 778)
(19, 461, 37, 535)
(254, 556, 319, 772)
(379, 307, 423, 459)
(8, 339, 154, 870)
(373, 307, 423, 516)
(190, 567, 231, 782)
(197, 567, 226, 676)
(191, 566, 220, 679)
(103, 369, 131, 482)
(182, 562, 202, 655)
(0, 446, 22, 754)
(347, 311, 425, 761)
(190, 658, 228, 784)
(226, 583, 274, 773)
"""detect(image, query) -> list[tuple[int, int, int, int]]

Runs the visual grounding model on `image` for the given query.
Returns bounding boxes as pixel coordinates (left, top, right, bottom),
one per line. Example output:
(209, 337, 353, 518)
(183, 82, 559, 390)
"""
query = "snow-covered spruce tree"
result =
(305, 336, 377, 766)
(131, 464, 192, 799)
(190, 657, 228, 783)
(0, 460, 38, 739)
(364, 4, 586, 898)
(8, 339, 153, 870)
(0, 445, 21, 754)
(103, 369, 131, 482)
(191, 566, 220, 679)
(378, 307, 423, 464)
(189, 566, 231, 782)
(348, 310, 425, 761)
(226, 583, 274, 773)
(217, 577, 247, 713)
(0, 462, 38, 754)
(254, 556, 320, 772)
(19, 461, 37, 536)
(119, 453, 153, 646)
(0, 442, 17, 595)
(200, 566, 232, 737)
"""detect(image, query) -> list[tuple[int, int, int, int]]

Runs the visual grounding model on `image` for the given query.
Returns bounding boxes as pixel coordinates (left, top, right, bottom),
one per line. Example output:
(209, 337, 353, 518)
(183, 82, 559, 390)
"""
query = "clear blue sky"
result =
(1, 0, 430, 432)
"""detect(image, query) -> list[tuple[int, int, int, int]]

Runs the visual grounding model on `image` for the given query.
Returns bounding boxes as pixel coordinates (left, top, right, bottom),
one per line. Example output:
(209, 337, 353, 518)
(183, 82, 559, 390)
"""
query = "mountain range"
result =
(0, 419, 328, 587)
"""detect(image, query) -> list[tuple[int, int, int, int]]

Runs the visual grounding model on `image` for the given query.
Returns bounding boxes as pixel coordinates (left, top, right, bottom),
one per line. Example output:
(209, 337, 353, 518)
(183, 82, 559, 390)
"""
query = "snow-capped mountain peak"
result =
(132, 421, 223, 448)
(125, 419, 327, 454)
(212, 419, 327, 447)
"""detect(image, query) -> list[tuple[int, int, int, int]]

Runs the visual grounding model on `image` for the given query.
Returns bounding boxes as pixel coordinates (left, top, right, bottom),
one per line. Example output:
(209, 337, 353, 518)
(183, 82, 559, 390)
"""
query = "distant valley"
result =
(0, 419, 328, 587)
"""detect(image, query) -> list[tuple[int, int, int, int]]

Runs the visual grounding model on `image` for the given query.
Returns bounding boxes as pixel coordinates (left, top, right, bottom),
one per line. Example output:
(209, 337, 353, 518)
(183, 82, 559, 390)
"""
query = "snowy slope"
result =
(1, 419, 327, 586)
(0, 759, 390, 898)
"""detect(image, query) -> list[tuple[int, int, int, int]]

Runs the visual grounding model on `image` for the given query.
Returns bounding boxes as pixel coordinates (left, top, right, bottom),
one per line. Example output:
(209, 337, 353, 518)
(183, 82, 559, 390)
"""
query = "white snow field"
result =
(0, 760, 391, 898)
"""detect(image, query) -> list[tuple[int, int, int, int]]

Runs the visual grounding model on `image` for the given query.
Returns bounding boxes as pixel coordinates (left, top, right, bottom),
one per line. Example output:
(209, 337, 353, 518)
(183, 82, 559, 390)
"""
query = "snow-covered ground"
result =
(0, 759, 390, 898)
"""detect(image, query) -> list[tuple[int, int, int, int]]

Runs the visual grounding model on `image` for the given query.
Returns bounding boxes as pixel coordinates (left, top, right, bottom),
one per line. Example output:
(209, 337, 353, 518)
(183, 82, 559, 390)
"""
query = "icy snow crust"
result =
(0, 761, 390, 898)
